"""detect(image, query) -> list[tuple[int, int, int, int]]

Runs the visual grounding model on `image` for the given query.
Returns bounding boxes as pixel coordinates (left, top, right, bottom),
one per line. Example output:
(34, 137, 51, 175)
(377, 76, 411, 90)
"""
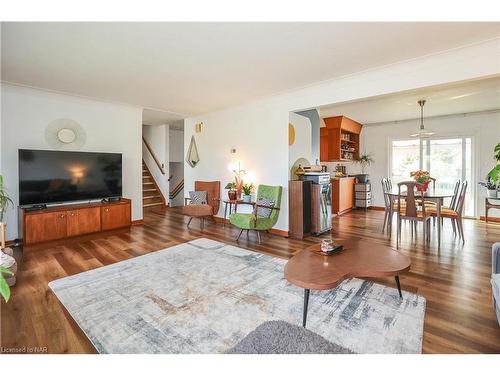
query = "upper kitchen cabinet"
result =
(320, 116, 363, 162)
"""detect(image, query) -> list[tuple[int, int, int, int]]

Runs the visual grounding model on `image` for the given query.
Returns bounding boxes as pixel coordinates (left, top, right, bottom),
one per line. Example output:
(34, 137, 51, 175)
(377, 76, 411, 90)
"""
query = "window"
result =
(390, 136, 474, 216)
(391, 140, 420, 185)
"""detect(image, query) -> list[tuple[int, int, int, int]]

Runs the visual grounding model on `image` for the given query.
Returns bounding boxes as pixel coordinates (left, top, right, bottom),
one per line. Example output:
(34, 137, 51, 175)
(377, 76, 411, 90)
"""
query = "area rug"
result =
(49, 238, 426, 354)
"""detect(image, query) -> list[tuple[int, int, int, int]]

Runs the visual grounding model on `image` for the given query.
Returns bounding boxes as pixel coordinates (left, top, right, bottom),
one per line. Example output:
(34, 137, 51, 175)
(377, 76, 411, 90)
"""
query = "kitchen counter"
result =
(330, 176, 356, 180)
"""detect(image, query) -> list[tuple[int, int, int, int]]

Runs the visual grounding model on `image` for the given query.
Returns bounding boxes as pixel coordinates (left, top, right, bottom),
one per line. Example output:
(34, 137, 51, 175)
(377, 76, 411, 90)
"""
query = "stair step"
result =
(143, 182, 154, 185)
(143, 202, 164, 208)
(143, 195, 161, 199)
(143, 189, 156, 192)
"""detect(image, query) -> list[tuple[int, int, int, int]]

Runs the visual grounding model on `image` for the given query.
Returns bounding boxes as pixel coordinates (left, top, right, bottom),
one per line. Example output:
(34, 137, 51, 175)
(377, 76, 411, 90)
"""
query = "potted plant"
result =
(479, 178, 498, 198)
(0, 175, 14, 302)
(487, 142, 500, 198)
(354, 154, 374, 183)
(224, 182, 238, 201)
(410, 170, 431, 192)
(0, 266, 13, 302)
(0, 175, 13, 249)
(241, 183, 254, 203)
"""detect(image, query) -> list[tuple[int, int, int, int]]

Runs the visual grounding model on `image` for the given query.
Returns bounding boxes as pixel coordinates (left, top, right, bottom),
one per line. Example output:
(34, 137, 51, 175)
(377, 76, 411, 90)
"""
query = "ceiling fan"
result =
(410, 99, 435, 138)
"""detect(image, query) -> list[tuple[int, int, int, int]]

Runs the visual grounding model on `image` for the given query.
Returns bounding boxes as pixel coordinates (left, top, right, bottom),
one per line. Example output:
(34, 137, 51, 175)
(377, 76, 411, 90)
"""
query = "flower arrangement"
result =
(228, 162, 246, 198)
(410, 170, 430, 184)
(410, 170, 431, 192)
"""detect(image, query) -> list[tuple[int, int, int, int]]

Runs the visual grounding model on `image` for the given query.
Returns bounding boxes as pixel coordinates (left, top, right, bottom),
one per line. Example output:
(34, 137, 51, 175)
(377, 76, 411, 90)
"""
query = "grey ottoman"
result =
(227, 320, 353, 354)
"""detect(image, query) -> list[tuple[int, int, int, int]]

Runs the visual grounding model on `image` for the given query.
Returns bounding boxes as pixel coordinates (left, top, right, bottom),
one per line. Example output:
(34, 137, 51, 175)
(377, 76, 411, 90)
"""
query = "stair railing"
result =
(169, 179, 184, 200)
(142, 136, 166, 175)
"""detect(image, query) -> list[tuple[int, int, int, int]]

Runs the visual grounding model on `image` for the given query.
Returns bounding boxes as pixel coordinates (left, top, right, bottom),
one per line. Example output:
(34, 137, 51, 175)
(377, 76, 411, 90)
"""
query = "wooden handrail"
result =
(169, 179, 184, 199)
(142, 136, 166, 175)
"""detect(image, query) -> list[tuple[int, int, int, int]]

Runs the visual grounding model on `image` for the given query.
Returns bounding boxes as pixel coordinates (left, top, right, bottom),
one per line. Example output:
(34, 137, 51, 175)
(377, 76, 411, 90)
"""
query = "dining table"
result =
(386, 187, 455, 248)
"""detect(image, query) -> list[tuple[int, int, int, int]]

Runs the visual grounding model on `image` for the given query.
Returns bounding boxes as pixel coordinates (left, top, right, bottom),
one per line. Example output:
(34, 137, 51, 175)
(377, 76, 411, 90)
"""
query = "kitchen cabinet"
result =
(332, 177, 356, 215)
(320, 116, 362, 162)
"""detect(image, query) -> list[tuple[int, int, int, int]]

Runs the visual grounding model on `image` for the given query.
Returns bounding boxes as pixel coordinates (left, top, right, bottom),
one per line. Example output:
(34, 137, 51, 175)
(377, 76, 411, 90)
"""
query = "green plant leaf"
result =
(488, 164, 500, 184)
(0, 277, 11, 302)
(495, 143, 500, 162)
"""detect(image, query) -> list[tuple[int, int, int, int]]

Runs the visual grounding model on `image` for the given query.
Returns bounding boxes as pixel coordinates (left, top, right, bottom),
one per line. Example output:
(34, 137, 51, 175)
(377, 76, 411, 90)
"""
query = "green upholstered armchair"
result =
(229, 184, 283, 243)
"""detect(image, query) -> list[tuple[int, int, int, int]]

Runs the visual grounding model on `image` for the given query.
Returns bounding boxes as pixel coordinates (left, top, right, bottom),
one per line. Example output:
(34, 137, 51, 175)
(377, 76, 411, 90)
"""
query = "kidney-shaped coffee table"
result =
(284, 239, 411, 327)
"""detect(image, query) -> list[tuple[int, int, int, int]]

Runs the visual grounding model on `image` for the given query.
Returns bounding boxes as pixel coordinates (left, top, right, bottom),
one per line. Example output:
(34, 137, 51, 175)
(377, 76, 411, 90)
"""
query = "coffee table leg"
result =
(303, 289, 310, 328)
(395, 276, 402, 298)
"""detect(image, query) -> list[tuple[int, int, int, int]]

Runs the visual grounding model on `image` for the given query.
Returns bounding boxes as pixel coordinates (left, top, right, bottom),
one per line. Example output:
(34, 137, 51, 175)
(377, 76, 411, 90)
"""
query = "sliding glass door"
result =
(391, 136, 474, 216)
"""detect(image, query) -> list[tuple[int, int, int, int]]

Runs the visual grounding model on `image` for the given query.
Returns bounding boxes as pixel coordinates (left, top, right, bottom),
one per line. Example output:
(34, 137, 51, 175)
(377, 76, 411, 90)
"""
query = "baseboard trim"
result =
(269, 228, 289, 237)
(213, 216, 227, 224)
(132, 219, 144, 225)
(213, 216, 289, 237)
(479, 216, 500, 223)
(369, 206, 385, 211)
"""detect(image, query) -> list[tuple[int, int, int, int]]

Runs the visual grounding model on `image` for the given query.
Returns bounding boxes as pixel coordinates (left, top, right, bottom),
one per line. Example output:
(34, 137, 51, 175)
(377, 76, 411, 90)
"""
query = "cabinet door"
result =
(339, 179, 355, 213)
(320, 128, 330, 162)
(25, 212, 67, 244)
(101, 203, 131, 230)
(67, 207, 101, 237)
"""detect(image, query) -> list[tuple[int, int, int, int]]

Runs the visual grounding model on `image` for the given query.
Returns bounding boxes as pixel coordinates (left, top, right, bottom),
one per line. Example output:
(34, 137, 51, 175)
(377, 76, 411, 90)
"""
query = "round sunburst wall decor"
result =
(45, 119, 87, 150)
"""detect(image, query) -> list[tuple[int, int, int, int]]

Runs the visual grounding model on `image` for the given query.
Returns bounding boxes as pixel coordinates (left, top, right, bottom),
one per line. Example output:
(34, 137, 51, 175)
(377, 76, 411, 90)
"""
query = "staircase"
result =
(142, 161, 165, 209)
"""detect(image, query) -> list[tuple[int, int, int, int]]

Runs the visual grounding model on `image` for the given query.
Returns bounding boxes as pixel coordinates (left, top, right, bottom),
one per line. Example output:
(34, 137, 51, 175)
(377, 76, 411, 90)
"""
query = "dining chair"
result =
(381, 178, 406, 235)
(396, 181, 432, 249)
(428, 181, 468, 243)
(381, 178, 392, 233)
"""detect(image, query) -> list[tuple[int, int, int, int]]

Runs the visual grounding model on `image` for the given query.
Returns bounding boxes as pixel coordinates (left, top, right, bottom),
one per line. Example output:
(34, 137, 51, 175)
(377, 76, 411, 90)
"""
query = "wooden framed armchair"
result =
(182, 181, 221, 230)
(229, 184, 283, 243)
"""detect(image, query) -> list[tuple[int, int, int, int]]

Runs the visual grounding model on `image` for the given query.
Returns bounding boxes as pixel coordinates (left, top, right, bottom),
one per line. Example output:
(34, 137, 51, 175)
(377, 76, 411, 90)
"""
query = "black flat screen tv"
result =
(19, 149, 122, 206)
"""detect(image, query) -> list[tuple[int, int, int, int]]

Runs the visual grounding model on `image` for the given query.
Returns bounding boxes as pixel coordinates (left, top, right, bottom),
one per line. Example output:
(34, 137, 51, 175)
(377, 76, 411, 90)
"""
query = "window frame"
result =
(388, 133, 478, 217)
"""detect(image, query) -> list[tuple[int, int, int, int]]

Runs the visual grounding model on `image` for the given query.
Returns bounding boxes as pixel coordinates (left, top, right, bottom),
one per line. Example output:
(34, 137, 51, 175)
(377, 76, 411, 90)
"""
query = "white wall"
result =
(184, 39, 499, 231)
(356, 112, 500, 216)
(184, 103, 289, 229)
(142, 124, 169, 201)
(1, 84, 143, 240)
(289, 112, 312, 177)
(169, 128, 184, 163)
(168, 127, 184, 207)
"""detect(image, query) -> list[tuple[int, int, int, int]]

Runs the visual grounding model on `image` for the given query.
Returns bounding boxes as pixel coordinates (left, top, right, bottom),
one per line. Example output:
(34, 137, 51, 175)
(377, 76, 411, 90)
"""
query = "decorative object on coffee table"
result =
(285, 239, 411, 327)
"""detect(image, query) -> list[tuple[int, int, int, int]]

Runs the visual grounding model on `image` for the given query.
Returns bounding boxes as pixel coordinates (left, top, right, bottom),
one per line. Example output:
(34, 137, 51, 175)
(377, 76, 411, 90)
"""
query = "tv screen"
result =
(19, 149, 122, 206)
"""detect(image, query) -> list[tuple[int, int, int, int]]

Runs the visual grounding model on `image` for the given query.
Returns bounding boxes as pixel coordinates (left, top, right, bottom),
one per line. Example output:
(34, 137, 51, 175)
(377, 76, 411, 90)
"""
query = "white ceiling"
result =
(142, 108, 184, 127)
(2, 22, 499, 117)
(319, 77, 500, 124)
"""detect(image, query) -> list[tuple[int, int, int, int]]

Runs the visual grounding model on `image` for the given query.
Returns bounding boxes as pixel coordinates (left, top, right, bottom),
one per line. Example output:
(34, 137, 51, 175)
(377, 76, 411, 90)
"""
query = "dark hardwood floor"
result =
(1, 206, 500, 353)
